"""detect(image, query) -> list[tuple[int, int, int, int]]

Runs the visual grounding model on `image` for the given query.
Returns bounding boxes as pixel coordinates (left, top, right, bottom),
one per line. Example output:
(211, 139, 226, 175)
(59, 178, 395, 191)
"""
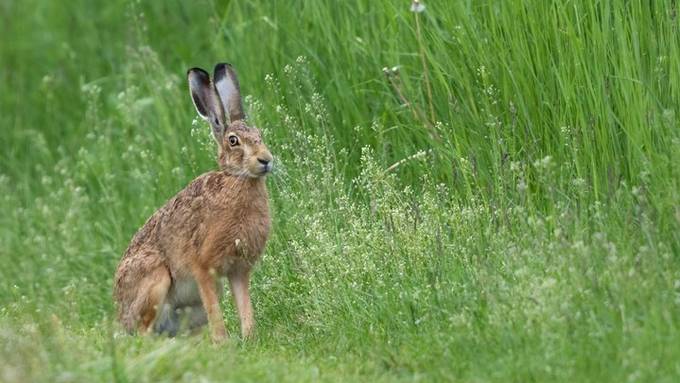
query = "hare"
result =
(114, 63, 273, 342)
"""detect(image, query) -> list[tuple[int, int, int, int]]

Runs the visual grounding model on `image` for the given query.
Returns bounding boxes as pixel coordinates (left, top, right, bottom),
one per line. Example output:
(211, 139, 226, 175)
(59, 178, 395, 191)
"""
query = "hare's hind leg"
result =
(132, 267, 172, 334)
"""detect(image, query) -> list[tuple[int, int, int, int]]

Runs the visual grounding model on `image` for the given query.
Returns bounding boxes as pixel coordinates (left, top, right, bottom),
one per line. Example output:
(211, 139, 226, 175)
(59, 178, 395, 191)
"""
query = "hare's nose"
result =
(257, 158, 270, 165)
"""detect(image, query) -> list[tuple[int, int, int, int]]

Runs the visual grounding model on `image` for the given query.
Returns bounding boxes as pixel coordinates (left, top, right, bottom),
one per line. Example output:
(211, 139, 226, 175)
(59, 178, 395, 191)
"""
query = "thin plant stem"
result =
(414, 10, 435, 124)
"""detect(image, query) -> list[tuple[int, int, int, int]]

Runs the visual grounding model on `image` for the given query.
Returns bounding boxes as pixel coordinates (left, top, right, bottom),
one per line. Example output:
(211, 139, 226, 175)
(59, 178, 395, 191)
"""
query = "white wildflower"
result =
(410, 0, 426, 13)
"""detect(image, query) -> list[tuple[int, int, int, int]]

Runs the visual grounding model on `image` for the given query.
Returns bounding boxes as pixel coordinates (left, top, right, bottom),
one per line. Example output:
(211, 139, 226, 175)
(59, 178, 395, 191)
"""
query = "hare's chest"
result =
(208, 202, 269, 265)
(229, 207, 270, 259)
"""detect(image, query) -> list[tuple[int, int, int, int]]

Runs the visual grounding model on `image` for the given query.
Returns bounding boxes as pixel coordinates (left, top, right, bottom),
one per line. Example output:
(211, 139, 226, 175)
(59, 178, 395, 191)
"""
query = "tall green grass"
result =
(1, 0, 679, 381)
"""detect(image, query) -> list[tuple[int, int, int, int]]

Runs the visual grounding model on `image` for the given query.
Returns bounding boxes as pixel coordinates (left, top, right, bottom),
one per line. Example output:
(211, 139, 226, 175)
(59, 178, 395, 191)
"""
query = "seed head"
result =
(410, 0, 426, 13)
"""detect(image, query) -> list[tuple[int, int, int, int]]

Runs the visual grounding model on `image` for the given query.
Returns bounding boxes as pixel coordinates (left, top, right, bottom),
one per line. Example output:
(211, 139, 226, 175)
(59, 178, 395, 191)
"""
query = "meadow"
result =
(1, 0, 679, 381)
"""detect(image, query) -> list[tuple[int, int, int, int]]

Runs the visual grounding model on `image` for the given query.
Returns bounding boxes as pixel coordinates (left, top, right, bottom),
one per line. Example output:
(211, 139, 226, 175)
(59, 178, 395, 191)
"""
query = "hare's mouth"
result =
(252, 161, 272, 177)
(256, 166, 271, 177)
(242, 166, 270, 178)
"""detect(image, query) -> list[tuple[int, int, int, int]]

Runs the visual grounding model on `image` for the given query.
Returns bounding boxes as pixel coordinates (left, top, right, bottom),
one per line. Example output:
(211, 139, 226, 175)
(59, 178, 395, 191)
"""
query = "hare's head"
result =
(188, 63, 273, 178)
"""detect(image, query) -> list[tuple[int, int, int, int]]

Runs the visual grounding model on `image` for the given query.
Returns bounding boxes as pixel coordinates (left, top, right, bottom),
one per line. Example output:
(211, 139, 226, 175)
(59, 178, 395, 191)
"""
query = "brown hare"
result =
(114, 63, 272, 342)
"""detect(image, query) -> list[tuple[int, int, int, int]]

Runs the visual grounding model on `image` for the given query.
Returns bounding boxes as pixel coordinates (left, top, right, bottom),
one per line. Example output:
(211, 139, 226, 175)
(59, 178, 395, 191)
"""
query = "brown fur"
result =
(113, 64, 272, 341)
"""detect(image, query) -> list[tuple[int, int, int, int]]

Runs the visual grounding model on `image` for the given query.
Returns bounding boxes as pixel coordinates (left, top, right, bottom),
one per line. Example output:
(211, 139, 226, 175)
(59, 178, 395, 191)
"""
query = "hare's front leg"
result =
(193, 267, 228, 342)
(228, 268, 254, 339)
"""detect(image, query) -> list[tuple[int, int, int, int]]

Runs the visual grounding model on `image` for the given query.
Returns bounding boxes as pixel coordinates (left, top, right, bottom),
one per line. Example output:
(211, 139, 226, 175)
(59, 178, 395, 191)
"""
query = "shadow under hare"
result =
(114, 63, 273, 342)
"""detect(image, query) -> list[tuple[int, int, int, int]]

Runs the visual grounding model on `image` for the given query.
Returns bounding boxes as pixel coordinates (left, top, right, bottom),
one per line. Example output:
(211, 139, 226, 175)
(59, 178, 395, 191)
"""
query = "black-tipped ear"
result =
(187, 67, 226, 144)
(214, 63, 245, 122)
(188, 68, 211, 118)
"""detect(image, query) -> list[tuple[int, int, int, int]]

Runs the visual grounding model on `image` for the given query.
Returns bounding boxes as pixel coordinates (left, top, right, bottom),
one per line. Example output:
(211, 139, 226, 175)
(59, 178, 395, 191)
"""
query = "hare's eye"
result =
(228, 135, 239, 146)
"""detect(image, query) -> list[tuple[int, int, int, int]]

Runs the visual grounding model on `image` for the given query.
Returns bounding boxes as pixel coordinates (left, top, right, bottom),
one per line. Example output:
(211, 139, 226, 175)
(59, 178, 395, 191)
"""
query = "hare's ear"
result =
(188, 67, 226, 145)
(213, 63, 245, 123)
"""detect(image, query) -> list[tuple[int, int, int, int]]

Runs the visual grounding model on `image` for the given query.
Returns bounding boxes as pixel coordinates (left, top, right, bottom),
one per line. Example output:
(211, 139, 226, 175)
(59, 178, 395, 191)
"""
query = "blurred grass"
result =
(1, 0, 679, 381)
